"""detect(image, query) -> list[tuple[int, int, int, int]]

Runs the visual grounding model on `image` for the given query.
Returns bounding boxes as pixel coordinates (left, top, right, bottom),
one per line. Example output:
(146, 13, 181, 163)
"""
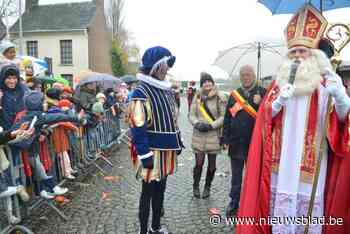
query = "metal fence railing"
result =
(0, 105, 122, 234)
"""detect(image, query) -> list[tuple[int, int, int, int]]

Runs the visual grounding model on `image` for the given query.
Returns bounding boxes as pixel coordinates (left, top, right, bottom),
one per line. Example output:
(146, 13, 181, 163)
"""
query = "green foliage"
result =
(111, 39, 128, 77)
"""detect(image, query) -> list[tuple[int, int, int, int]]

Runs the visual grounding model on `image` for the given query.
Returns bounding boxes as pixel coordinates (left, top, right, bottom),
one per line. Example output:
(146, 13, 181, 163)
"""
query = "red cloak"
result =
(236, 84, 350, 234)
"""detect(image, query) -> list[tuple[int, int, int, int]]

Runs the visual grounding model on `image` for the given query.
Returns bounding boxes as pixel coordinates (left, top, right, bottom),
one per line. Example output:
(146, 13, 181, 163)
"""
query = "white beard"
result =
(276, 49, 332, 96)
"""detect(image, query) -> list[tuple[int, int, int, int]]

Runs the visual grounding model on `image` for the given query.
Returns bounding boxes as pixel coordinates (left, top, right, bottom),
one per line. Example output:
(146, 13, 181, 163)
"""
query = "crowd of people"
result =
(0, 39, 134, 225)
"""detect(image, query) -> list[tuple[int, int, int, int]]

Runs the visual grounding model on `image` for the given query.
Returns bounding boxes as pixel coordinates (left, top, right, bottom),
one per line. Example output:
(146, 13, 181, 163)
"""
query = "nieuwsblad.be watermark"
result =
(209, 214, 344, 227)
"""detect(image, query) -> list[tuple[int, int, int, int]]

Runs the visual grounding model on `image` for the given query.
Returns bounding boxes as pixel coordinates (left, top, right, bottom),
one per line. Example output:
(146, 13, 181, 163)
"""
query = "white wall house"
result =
(10, 0, 112, 86)
(19, 31, 90, 82)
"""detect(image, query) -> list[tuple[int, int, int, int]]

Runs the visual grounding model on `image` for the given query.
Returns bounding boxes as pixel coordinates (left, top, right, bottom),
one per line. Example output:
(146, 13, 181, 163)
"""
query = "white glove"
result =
(324, 68, 345, 99)
(271, 84, 295, 117)
(324, 68, 350, 121)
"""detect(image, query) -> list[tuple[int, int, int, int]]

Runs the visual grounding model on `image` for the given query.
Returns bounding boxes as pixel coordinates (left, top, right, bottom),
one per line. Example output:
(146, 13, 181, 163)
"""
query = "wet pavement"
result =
(22, 97, 234, 234)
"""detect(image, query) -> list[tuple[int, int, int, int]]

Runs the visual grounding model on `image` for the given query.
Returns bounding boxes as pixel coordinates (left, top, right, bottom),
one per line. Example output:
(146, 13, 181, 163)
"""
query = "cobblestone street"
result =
(24, 97, 234, 234)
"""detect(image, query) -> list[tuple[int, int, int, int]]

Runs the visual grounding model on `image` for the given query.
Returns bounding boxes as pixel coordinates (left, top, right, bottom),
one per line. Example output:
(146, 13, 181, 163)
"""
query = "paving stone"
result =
(16, 98, 234, 234)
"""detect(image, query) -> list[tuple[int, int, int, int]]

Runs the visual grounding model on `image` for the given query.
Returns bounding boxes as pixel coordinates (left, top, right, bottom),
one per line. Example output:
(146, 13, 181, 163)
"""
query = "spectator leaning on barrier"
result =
(48, 99, 79, 180)
(103, 88, 117, 109)
(74, 82, 97, 111)
(46, 87, 62, 111)
(0, 125, 31, 224)
(61, 86, 74, 100)
(11, 91, 84, 199)
(189, 72, 226, 199)
(222, 64, 266, 217)
(128, 46, 184, 234)
(0, 65, 28, 130)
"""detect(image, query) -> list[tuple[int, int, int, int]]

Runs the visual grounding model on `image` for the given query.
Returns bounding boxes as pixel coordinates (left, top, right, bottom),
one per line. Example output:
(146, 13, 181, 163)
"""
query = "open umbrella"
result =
(75, 73, 122, 96)
(258, 0, 350, 14)
(36, 75, 56, 84)
(53, 74, 70, 86)
(18, 55, 48, 76)
(121, 75, 138, 84)
(78, 73, 121, 88)
(214, 41, 287, 80)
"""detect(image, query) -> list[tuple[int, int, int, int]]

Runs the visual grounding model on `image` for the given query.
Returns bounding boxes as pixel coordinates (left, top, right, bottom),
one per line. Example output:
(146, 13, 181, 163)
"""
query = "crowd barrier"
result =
(0, 105, 123, 234)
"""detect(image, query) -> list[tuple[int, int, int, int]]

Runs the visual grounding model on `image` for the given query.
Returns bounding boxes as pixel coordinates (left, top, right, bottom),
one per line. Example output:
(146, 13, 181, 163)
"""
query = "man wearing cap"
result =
(237, 4, 350, 234)
(128, 46, 183, 234)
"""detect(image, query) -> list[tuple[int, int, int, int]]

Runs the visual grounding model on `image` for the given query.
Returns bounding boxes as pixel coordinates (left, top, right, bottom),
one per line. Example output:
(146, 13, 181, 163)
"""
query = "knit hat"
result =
(96, 92, 106, 100)
(200, 72, 214, 87)
(24, 91, 44, 111)
(0, 41, 15, 55)
(46, 88, 62, 100)
(58, 99, 73, 109)
(3, 66, 20, 79)
(140, 46, 176, 75)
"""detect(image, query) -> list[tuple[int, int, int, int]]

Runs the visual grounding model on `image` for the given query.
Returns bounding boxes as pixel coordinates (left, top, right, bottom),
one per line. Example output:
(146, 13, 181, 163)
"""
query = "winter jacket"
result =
(189, 86, 226, 154)
(104, 93, 117, 109)
(222, 85, 266, 159)
(10, 110, 79, 157)
(0, 65, 28, 130)
(74, 86, 96, 111)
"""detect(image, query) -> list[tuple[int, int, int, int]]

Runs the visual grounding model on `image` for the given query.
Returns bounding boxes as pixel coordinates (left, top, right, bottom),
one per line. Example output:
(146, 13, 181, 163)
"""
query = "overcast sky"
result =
(14, 0, 350, 80)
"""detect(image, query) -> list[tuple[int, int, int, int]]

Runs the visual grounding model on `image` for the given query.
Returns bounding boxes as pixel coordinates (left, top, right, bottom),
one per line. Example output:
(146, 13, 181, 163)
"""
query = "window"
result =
(60, 40, 73, 65)
(61, 74, 73, 87)
(26, 41, 38, 57)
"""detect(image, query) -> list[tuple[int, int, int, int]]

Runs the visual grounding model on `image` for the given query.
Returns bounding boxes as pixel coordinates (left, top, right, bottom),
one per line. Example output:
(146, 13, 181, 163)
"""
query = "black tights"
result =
(139, 179, 167, 234)
(195, 153, 217, 171)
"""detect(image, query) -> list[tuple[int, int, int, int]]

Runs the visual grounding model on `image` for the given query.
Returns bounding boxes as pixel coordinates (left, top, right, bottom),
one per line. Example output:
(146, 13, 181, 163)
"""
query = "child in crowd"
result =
(92, 93, 106, 121)
(11, 91, 83, 199)
(0, 41, 20, 69)
(48, 99, 79, 180)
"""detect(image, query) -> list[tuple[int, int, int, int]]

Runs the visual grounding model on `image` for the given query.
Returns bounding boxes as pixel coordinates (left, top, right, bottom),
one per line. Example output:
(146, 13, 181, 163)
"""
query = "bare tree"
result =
(106, 0, 125, 39)
(0, 0, 18, 17)
(0, 0, 18, 40)
(107, 0, 141, 67)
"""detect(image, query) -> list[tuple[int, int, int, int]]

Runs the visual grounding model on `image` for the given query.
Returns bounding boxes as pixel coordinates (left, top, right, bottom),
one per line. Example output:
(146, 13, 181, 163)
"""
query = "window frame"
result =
(60, 39, 73, 66)
(26, 40, 38, 58)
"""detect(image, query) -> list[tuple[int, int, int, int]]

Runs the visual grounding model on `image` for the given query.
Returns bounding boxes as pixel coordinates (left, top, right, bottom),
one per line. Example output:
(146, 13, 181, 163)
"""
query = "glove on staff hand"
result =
(324, 68, 346, 100)
(324, 68, 350, 120)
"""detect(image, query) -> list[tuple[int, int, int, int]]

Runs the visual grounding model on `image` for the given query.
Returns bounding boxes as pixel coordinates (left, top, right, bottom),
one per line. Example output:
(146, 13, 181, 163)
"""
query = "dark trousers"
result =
(160, 177, 167, 210)
(139, 179, 167, 234)
(229, 157, 246, 209)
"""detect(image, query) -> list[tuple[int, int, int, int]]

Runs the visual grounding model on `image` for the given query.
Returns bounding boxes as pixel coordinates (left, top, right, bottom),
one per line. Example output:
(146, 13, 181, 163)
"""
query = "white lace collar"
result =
(137, 73, 172, 90)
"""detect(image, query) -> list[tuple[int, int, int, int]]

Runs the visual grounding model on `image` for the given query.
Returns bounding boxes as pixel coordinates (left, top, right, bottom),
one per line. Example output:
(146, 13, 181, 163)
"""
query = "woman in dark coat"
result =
(0, 64, 28, 130)
(0, 65, 28, 167)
